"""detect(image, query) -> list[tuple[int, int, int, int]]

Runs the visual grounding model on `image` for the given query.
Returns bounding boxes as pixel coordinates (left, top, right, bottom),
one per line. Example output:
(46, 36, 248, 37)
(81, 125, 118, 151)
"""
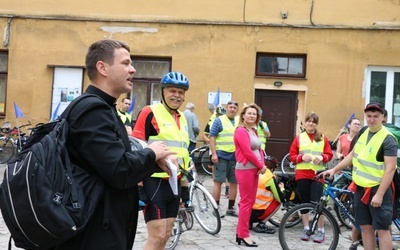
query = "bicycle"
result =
(278, 174, 400, 250)
(166, 157, 221, 249)
(280, 152, 296, 174)
(0, 121, 31, 163)
(190, 144, 212, 175)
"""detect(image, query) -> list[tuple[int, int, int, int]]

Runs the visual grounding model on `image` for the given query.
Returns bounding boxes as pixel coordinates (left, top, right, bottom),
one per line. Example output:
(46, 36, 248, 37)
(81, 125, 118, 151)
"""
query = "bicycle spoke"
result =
(192, 184, 221, 235)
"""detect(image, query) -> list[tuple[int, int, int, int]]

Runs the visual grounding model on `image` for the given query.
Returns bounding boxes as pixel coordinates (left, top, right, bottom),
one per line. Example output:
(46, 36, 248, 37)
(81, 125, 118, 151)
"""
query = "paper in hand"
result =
(165, 159, 178, 195)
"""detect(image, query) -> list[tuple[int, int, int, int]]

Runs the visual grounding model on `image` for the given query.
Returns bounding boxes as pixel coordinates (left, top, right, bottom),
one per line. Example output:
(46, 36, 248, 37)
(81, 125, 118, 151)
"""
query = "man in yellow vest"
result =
(117, 97, 132, 134)
(209, 101, 239, 217)
(132, 72, 190, 250)
(323, 102, 398, 250)
(257, 109, 271, 151)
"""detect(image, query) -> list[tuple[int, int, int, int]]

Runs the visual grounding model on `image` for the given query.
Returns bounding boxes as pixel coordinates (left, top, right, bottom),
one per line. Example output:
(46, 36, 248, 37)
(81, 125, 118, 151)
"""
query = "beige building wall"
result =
(1, 0, 400, 140)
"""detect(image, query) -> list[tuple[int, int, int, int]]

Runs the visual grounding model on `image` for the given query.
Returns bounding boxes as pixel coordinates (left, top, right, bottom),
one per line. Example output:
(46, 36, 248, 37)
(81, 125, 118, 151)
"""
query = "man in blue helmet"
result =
(133, 71, 191, 250)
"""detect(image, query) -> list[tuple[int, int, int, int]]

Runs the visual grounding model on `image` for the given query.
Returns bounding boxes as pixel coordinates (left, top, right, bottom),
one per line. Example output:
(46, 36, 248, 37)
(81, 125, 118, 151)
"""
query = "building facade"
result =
(1, 0, 400, 159)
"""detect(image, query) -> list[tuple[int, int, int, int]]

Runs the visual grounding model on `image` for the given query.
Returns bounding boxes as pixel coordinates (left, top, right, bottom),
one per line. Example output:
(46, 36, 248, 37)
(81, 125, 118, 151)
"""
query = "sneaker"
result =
(225, 207, 238, 217)
(254, 223, 276, 234)
(348, 241, 359, 250)
(300, 230, 310, 241)
(313, 231, 325, 243)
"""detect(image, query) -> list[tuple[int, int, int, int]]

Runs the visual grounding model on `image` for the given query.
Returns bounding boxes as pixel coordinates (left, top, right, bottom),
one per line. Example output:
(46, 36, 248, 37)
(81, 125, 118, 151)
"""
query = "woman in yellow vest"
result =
(289, 112, 333, 243)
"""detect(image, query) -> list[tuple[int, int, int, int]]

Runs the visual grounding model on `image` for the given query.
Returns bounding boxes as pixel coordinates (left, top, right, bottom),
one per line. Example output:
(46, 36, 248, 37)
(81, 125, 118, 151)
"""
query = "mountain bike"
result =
(0, 121, 31, 163)
(166, 157, 221, 249)
(278, 174, 400, 250)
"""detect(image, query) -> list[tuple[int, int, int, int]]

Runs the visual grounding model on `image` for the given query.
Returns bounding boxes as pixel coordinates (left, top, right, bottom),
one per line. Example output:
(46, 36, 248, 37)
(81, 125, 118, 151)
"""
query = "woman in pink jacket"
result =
(234, 103, 267, 247)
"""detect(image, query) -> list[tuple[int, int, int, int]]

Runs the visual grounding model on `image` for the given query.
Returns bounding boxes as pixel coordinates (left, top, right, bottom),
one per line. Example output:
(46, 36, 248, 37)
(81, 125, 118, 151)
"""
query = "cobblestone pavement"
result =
(0, 164, 361, 249)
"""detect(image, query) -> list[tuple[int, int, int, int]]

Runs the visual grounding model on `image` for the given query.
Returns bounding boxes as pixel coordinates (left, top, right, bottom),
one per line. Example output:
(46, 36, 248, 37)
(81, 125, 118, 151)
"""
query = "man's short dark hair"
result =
(85, 40, 130, 80)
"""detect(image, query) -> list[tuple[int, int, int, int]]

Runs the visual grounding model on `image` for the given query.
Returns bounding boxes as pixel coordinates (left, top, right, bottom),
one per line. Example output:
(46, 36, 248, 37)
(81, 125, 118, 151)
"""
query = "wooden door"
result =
(255, 90, 298, 162)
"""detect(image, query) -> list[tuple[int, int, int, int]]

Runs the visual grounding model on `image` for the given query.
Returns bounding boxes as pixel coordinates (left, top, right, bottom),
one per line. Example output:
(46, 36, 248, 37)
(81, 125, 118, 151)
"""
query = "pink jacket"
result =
(234, 126, 264, 169)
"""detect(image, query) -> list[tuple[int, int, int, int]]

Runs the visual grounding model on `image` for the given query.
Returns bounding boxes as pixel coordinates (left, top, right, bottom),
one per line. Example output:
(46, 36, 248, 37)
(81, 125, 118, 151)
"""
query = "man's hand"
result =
(302, 154, 313, 163)
(147, 141, 176, 161)
(312, 155, 323, 165)
(258, 166, 267, 175)
(320, 169, 335, 180)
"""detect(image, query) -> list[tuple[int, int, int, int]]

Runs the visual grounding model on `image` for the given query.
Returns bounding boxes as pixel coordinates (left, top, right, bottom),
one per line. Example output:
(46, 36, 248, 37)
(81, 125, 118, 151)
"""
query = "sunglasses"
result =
(227, 101, 238, 106)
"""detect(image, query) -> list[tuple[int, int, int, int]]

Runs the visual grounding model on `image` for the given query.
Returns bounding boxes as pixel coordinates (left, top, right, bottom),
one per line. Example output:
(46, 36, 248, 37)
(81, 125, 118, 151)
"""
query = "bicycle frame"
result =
(320, 183, 361, 232)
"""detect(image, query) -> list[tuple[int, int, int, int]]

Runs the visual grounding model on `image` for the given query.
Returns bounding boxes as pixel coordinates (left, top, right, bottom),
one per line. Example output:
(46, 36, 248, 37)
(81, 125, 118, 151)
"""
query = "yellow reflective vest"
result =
(117, 109, 132, 125)
(352, 127, 394, 187)
(253, 169, 281, 210)
(257, 121, 268, 150)
(296, 132, 326, 171)
(215, 115, 238, 153)
(148, 103, 190, 178)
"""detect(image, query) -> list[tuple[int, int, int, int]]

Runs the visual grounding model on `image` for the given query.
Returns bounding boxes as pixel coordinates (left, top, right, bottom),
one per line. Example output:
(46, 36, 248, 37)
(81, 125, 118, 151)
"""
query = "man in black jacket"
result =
(55, 39, 174, 249)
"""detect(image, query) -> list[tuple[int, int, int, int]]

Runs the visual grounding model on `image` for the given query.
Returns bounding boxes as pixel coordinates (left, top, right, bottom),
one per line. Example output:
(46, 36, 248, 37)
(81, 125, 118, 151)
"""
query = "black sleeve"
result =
(67, 98, 156, 189)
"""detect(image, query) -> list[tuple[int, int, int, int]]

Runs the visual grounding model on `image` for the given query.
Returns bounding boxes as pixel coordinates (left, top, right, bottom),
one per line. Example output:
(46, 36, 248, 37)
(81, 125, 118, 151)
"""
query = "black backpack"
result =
(0, 94, 105, 249)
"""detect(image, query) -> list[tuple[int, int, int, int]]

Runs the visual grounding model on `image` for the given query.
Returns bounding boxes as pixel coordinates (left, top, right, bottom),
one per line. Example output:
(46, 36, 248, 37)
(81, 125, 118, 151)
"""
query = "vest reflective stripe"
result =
(296, 132, 325, 171)
(117, 110, 132, 124)
(257, 121, 267, 149)
(352, 127, 393, 187)
(253, 169, 277, 210)
(148, 103, 190, 178)
(215, 115, 238, 153)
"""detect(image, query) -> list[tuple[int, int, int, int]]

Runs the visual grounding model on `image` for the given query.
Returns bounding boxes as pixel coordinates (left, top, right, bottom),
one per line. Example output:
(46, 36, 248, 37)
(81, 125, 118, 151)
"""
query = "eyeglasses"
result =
(227, 101, 238, 106)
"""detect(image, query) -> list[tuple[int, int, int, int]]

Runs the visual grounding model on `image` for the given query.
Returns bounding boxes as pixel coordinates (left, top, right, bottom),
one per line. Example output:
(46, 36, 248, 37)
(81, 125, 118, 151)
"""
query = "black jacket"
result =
(55, 85, 156, 250)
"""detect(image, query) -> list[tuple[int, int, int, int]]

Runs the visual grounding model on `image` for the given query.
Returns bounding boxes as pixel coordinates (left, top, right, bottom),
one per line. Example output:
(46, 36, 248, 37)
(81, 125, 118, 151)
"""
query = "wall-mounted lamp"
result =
(274, 81, 283, 87)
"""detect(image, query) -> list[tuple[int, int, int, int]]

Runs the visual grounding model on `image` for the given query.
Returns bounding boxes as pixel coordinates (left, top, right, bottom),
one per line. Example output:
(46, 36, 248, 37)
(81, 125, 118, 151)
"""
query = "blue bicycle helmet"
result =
(161, 72, 189, 91)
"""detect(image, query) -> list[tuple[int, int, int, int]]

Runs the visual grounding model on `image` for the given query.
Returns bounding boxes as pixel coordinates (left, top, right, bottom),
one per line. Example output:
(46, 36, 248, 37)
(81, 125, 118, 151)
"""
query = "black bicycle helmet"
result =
(265, 155, 279, 171)
(161, 72, 189, 91)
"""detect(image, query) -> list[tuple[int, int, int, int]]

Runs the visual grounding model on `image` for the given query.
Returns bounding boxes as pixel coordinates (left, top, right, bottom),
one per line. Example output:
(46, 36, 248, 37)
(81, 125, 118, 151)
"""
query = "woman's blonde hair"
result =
(238, 103, 262, 127)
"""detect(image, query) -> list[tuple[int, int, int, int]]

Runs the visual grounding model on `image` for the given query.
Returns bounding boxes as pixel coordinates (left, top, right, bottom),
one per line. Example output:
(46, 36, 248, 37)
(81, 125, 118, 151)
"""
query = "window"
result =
(130, 58, 171, 120)
(0, 52, 8, 118)
(366, 66, 400, 126)
(256, 53, 307, 78)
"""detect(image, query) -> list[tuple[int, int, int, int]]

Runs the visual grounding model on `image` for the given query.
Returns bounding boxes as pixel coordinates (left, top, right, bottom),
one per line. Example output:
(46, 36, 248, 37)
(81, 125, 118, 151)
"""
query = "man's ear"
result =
(96, 61, 108, 77)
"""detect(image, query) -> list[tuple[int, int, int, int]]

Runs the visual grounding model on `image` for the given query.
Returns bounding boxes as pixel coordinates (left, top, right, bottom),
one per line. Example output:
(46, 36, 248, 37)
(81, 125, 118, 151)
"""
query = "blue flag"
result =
(344, 113, 355, 128)
(127, 96, 136, 114)
(213, 88, 220, 107)
(51, 101, 61, 121)
(14, 102, 24, 118)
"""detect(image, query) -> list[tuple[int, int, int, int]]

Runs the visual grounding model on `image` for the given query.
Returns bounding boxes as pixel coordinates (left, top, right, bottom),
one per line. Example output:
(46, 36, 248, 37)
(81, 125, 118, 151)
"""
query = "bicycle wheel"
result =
(281, 153, 296, 174)
(182, 209, 194, 230)
(0, 138, 15, 164)
(269, 202, 301, 228)
(191, 183, 221, 234)
(165, 214, 181, 250)
(200, 149, 212, 175)
(279, 203, 340, 250)
(334, 190, 354, 229)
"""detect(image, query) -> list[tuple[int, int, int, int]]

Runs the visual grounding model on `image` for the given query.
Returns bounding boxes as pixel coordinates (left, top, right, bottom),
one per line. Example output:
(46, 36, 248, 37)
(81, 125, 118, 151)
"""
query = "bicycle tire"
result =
(268, 203, 301, 228)
(281, 153, 295, 174)
(165, 213, 181, 250)
(334, 190, 354, 229)
(182, 209, 194, 230)
(0, 138, 15, 164)
(278, 203, 340, 250)
(192, 183, 221, 235)
(200, 149, 212, 175)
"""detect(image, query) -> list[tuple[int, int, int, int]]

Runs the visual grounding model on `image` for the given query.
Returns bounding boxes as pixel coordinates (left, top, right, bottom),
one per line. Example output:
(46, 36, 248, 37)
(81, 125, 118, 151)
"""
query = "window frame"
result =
(256, 52, 307, 78)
